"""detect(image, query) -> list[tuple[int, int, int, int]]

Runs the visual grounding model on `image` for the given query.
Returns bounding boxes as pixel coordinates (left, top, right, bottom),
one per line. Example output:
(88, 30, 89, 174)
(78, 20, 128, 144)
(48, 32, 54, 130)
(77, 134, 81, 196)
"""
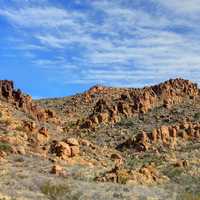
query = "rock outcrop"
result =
(0, 80, 59, 123)
(120, 120, 200, 152)
(95, 164, 168, 185)
(50, 138, 80, 160)
(81, 78, 199, 128)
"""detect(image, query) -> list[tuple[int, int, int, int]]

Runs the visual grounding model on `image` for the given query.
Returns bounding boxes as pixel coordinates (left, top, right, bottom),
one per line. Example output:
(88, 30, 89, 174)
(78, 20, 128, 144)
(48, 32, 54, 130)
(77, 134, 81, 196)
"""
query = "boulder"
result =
(50, 164, 63, 175)
(50, 141, 71, 160)
(65, 138, 79, 146)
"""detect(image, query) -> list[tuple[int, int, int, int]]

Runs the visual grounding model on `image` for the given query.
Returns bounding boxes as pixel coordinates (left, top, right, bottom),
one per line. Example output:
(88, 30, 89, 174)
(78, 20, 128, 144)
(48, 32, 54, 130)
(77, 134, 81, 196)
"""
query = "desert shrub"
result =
(116, 118, 141, 135)
(0, 131, 9, 135)
(126, 153, 164, 170)
(27, 114, 35, 120)
(66, 121, 77, 129)
(15, 126, 25, 132)
(116, 118, 135, 127)
(194, 112, 200, 120)
(126, 157, 139, 169)
(0, 131, 16, 136)
(0, 142, 12, 152)
(41, 181, 81, 200)
(177, 192, 200, 200)
(0, 198, 17, 200)
(163, 166, 184, 182)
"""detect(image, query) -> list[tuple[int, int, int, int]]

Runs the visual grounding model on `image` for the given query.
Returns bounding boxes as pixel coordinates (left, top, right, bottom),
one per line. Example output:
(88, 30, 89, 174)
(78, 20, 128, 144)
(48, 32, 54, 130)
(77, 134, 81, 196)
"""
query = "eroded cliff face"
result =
(81, 78, 199, 128)
(0, 80, 58, 123)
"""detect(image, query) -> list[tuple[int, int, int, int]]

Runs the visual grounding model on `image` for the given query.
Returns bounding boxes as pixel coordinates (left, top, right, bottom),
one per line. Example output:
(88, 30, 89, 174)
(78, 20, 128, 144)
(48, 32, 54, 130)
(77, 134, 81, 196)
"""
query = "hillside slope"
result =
(0, 78, 199, 200)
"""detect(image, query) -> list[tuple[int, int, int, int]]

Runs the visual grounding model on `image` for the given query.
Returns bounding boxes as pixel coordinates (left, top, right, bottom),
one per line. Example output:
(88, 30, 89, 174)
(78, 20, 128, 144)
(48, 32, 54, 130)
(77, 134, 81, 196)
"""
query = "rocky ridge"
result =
(0, 80, 62, 159)
(81, 79, 198, 128)
(0, 80, 59, 123)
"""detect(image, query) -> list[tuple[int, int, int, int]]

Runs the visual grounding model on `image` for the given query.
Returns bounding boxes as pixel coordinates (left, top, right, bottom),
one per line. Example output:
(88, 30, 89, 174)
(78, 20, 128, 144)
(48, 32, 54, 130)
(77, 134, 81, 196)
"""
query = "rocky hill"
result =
(81, 78, 198, 128)
(0, 78, 200, 200)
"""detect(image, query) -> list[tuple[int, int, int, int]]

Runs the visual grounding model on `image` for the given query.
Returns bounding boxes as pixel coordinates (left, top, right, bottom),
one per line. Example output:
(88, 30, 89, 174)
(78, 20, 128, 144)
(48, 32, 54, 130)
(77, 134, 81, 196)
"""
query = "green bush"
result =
(15, 126, 25, 132)
(194, 112, 200, 120)
(0, 142, 12, 152)
(163, 166, 184, 182)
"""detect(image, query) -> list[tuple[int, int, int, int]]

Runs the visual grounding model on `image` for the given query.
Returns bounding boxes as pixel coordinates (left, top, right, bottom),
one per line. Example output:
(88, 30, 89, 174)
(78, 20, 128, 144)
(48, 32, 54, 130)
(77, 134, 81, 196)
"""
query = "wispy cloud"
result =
(156, 0, 200, 14)
(0, 0, 200, 88)
(0, 6, 83, 28)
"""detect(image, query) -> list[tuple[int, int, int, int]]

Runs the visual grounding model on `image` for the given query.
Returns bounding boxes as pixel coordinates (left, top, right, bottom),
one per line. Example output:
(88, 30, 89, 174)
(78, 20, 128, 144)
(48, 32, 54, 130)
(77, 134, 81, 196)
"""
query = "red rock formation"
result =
(81, 78, 199, 128)
(131, 121, 200, 152)
(0, 80, 58, 123)
(50, 138, 80, 159)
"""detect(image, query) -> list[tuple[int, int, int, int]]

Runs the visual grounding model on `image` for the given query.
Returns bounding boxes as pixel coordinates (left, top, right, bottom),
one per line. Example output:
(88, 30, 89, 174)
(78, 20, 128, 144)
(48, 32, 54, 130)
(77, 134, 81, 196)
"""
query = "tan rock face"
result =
(81, 78, 199, 128)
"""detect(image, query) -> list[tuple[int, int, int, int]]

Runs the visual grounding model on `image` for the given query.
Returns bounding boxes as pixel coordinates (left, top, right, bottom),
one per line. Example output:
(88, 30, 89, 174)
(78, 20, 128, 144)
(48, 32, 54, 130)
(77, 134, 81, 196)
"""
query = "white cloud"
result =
(1, 0, 200, 87)
(0, 6, 85, 28)
(156, 0, 200, 14)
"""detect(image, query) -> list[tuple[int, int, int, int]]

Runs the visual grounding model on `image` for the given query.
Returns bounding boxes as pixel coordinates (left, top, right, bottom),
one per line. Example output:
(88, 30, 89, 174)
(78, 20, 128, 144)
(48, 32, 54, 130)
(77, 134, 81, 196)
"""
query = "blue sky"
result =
(0, 0, 200, 98)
